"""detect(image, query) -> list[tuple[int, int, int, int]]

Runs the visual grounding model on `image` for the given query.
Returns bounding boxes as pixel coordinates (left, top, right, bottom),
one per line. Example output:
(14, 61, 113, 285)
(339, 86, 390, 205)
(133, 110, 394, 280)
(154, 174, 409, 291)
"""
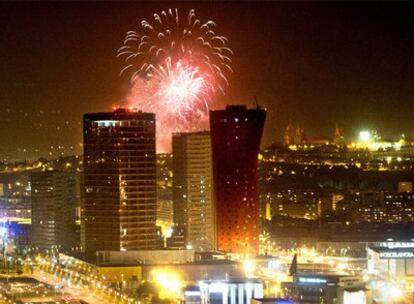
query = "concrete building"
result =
(96, 249, 195, 265)
(355, 191, 414, 223)
(82, 108, 158, 260)
(173, 132, 214, 251)
(31, 170, 78, 252)
(184, 279, 264, 304)
(398, 181, 412, 193)
(273, 201, 319, 220)
(282, 274, 372, 304)
(367, 241, 414, 282)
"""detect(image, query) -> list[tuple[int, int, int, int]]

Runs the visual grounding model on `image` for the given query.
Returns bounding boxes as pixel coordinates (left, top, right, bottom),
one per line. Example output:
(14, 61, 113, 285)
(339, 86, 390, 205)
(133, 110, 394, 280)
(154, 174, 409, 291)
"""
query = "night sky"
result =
(1, 2, 414, 159)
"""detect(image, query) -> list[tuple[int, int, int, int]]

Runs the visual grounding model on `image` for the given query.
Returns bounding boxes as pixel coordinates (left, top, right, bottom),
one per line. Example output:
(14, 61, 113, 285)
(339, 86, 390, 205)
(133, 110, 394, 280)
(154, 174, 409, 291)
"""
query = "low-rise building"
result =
(184, 279, 264, 304)
(367, 241, 414, 282)
(96, 249, 195, 265)
(96, 265, 142, 289)
(281, 274, 371, 304)
(251, 298, 293, 304)
(143, 260, 244, 282)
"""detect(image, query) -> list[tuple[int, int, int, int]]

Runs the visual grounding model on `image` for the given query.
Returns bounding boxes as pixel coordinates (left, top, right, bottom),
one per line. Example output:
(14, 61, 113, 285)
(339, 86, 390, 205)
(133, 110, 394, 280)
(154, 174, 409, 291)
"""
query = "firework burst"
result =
(118, 8, 233, 151)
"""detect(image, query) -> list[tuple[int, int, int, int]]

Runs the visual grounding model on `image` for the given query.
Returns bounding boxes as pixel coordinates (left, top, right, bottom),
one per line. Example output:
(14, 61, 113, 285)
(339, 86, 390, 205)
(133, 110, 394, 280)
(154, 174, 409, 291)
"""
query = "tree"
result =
(135, 281, 157, 300)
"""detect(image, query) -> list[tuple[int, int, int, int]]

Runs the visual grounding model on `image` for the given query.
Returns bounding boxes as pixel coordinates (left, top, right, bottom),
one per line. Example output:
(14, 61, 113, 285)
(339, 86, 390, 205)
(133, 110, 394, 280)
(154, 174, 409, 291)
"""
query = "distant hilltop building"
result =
(305, 136, 332, 146)
(283, 121, 306, 146)
(283, 122, 341, 147)
(334, 123, 345, 145)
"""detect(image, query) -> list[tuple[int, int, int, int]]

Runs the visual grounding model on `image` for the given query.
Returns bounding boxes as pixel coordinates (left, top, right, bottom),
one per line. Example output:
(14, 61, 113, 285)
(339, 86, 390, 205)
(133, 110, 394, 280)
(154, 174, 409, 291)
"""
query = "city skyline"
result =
(1, 2, 414, 159)
(2, 2, 414, 303)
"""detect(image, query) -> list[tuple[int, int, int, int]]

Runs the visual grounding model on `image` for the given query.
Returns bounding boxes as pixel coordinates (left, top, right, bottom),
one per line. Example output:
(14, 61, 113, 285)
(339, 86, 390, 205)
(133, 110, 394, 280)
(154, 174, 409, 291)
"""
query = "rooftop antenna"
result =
(253, 95, 260, 109)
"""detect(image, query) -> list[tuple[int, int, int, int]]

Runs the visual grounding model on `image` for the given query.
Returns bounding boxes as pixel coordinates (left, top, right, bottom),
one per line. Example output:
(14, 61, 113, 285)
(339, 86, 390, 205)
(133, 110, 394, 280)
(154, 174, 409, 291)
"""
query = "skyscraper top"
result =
(83, 108, 155, 121)
(172, 130, 210, 137)
(211, 105, 265, 112)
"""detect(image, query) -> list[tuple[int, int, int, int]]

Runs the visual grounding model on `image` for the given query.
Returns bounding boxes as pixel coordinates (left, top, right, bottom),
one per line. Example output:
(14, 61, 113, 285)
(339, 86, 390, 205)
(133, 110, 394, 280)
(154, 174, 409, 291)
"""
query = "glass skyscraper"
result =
(172, 131, 214, 251)
(82, 108, 157, 259)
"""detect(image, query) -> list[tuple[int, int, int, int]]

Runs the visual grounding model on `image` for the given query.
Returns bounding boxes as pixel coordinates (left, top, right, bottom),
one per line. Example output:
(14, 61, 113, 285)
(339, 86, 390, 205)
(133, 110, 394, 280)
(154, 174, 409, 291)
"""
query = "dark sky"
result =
(1, 2, 414, 159)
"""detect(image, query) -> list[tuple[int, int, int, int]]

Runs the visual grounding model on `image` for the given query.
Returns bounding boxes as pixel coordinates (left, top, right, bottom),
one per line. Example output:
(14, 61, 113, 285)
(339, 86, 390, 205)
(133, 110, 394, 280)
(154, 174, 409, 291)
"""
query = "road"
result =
(15, 254, 136, 304)
(30, 269, 114, 304)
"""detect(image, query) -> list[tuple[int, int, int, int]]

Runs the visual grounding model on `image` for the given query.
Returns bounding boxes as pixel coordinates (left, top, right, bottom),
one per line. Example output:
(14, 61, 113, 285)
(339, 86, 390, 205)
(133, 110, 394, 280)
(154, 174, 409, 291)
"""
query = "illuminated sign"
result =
(298, 277, 327, 284)
(382, 242, 414, 249)
(379, 252, 414, 259)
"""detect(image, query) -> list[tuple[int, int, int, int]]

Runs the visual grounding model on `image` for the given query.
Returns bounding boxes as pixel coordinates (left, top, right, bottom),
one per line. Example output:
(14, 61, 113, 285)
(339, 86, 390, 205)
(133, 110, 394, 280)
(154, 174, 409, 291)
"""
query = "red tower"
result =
(210, 105, 266, 256)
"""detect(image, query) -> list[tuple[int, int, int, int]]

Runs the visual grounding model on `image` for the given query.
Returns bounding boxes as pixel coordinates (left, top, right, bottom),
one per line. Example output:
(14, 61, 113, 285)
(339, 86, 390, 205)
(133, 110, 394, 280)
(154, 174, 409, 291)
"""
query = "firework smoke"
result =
(118, 8, 233, 151)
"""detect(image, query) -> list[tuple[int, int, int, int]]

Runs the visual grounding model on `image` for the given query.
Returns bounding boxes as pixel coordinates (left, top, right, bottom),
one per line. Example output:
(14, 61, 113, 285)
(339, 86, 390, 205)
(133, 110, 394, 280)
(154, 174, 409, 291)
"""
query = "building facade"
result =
(156, 153, 173, 226)
(282, 274, 371, 304)
(82, 109, 157, 259)
(184, 279, 264, 304)
(172, 132, 214, 251)
(31, 170, 78, 252)
(210, 105, 266, 256)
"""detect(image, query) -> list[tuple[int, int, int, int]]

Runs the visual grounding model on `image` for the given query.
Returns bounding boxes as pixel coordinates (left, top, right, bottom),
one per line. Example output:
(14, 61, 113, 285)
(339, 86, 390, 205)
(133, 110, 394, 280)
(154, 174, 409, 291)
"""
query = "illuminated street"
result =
(33, 256, 138, 304)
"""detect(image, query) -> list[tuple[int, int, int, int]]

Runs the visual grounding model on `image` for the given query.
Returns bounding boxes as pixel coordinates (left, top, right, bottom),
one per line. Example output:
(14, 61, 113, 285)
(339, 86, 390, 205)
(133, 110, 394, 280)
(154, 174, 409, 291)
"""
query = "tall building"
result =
(82, 109, 157, 259)
(31, 170, 78, 252)
(172, 132, 215, 251)
(210, 105, 266, 256)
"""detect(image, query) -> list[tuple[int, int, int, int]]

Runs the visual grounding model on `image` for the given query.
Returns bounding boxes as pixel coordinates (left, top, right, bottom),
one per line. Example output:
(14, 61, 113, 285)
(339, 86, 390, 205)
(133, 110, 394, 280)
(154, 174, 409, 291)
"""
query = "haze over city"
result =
(1, 2, 414, 158)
